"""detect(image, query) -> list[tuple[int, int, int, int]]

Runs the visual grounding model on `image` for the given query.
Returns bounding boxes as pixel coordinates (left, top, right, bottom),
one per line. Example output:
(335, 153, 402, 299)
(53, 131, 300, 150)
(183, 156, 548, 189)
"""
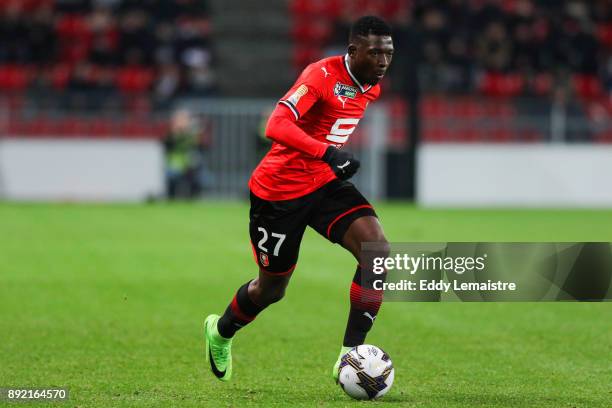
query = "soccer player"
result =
(204, 16, 393, 382)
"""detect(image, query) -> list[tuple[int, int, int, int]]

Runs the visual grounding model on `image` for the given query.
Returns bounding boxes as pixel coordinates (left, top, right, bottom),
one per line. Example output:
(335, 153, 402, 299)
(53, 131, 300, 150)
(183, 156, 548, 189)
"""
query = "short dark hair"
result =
(349, 16, 392, 42)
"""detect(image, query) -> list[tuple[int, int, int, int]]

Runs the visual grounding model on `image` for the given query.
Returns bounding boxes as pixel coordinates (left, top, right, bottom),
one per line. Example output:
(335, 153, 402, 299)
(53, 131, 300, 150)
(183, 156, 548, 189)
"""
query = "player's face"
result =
(349, 35, 394, 85)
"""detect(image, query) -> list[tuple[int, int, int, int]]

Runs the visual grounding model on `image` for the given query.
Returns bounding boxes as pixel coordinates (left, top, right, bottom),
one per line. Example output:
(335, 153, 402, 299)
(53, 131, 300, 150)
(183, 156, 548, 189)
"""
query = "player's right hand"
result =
(322, 146, 360, 180)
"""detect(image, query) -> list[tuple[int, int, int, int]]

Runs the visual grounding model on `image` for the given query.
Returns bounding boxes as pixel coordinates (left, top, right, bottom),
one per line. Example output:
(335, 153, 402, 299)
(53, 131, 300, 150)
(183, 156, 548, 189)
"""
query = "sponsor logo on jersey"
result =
(334, 82, 358, 99)
(287, 84, 308, 106)
(260, 252, 269, 267)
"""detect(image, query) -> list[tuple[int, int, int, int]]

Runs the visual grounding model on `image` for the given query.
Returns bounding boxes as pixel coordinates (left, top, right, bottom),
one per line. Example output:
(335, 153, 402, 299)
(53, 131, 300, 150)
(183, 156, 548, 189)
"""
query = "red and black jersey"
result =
(249, 54, 381, 201)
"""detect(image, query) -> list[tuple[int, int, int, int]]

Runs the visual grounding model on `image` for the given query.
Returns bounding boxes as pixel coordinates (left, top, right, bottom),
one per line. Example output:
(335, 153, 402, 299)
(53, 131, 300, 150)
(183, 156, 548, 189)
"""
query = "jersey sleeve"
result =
(264, 107, 329, 158)
(278, 64, 327, 120)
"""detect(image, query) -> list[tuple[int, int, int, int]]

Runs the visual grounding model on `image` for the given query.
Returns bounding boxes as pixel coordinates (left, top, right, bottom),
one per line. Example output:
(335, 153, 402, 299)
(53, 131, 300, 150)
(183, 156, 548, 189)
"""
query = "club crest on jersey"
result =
(259, 252, 269, 267)
(287, 84, 308, 106)
(334, 82, 358, 99)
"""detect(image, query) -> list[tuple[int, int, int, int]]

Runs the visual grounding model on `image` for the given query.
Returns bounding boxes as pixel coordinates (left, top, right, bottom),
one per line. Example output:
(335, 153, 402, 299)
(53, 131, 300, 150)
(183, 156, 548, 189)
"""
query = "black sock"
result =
(343, 266, 384, 347)
(217, 281, 265, 338)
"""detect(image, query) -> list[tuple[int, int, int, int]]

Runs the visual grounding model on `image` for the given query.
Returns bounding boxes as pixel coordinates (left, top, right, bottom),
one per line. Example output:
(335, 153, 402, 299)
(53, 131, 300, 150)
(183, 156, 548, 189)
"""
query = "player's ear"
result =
(347, 44, 357, 57)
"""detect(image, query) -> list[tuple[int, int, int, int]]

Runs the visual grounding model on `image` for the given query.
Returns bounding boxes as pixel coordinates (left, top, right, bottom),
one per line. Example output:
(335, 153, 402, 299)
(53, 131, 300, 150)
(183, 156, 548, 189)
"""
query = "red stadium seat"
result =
(290, 0, 315, 17)
(291, 20, 312, 42)
(291, 0, 340, 18)
(56, 15, 90, 38)
(292, 46, 322, 70)
(56, 15, 92, 63)
(479, 72, 525, 98)
(124, 96, 152, 115)
(0, 65, 32, 91)
(501, 0, 518, 12)
(292, 19, 332, 44)
(596, 131, 612, 142)
(532, 73, 553, 96)
(422, 96, 452, 119)
(572, 74, 604, 99)
(597, 23, 612, 49)
(89, 119, 116, 137)
(46, 64, 71, 90)
(454, 98, 481, 118)
(55, 118, 90, 137)
(116, 67, 155, 94)
(120, 120, 151, 138)
(10, 0, 53, 11)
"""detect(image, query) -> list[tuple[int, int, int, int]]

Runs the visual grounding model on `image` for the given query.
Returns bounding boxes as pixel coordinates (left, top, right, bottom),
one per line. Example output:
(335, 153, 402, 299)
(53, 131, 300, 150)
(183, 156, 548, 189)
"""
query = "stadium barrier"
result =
(418, 144, 612, 208)
(1, 95, 610, 203)
(0, 139, 164, 202)
(0, 99, 389, 202)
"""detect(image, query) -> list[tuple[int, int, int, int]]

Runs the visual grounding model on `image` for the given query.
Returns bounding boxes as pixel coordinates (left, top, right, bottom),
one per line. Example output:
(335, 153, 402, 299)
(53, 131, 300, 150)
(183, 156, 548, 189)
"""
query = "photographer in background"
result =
(163, 108, 212, 199)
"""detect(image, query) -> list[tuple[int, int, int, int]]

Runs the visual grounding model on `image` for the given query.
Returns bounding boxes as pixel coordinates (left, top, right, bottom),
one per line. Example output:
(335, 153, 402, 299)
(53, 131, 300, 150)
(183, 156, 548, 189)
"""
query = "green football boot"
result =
(204, 314, 233, 381)
(332, 346, 353, 382)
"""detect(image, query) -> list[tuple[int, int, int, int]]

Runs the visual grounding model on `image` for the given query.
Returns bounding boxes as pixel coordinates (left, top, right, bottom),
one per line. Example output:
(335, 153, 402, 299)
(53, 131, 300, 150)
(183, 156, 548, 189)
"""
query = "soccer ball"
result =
(337, 344, 395, 400)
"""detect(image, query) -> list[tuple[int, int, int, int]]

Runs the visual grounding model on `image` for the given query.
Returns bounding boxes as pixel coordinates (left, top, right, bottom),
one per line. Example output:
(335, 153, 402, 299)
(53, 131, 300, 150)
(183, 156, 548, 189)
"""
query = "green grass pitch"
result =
(1, 202, 611, 407)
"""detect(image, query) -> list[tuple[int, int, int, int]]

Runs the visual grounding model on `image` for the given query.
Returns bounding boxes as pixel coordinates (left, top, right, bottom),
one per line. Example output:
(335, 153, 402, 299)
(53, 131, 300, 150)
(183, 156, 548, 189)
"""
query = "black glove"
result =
(322, 146, 360, 180)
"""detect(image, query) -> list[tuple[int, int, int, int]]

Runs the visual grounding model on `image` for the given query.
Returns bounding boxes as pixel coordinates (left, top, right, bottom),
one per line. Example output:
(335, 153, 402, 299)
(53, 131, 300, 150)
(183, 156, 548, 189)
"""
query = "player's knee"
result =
(268, 286, 286, 304)
(366, 227, 387, 244)
(361, 231, 390, 257)
(377, 237, 391, 258)
(251, 277, 287, 305)
(259, 284, 286, 305)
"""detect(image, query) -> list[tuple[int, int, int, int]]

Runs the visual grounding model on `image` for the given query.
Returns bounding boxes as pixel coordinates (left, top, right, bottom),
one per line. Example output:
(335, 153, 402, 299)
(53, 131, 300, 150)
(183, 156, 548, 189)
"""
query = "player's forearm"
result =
(265, 112, 328, 159)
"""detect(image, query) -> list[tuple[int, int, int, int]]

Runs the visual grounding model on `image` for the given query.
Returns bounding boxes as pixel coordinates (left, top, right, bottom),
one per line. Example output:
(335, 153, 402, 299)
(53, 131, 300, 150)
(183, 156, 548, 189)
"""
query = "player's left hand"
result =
(322, 146, 360, 180)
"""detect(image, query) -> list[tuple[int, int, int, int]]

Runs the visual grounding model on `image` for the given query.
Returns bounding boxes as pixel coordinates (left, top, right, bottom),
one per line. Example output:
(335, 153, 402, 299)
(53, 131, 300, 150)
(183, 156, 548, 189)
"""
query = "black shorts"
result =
(249, 179, 377, 275)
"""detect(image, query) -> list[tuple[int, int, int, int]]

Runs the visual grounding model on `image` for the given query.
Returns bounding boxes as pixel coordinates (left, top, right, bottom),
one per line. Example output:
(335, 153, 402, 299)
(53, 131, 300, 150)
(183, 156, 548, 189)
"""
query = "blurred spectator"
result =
(0, 0, 213, 104)
(155, 63, 182, 106)
(604, 54, 612, 95)
(446, 36, 473, 92)
(55, 0, 92, 14)
(163, 109, 212, 199)
(118, 9, 154, 65)
(477, 21, 512, 72)
(0, 2, 29, 63)
(419, 40, 447, 93)
(93, 0, 122, 9)
(318, 0, 610, 97)
(88, 6, 119, 65)
(26, 4, 56, 64)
